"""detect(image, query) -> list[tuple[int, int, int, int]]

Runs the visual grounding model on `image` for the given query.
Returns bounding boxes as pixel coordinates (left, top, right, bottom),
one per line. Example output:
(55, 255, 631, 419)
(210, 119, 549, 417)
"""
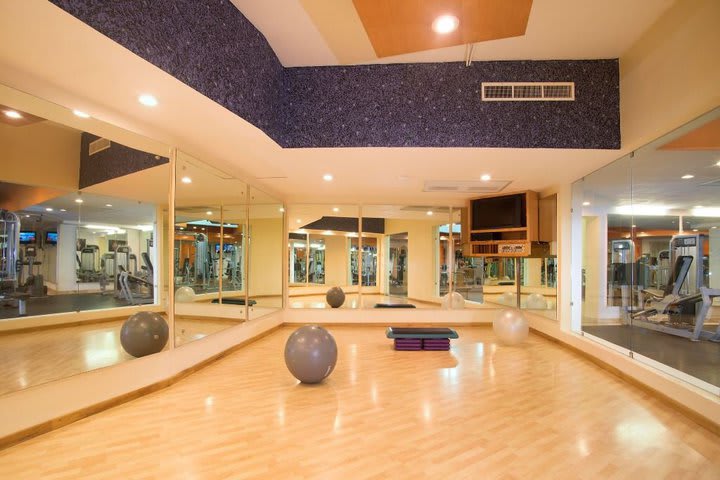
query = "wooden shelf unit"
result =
(462, 191, 538, 257)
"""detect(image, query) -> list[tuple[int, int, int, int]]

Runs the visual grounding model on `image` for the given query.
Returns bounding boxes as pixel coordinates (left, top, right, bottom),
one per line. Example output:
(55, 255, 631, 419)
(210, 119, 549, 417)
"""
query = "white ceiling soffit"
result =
(231, 0, 675, 66)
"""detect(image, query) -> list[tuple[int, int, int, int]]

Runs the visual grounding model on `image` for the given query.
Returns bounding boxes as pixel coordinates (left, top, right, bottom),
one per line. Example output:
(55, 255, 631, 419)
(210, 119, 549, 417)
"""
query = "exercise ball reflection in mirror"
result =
(525, 293, 548, 309)
(441, 291, 465, 309)
(175, 286, 196, 303)
(498, 291, 518, 307)
(326, 286, 346, 308)
(120, 311, 169, 357)
(284, 325, 338, 384)
(493, 309, 529, 346)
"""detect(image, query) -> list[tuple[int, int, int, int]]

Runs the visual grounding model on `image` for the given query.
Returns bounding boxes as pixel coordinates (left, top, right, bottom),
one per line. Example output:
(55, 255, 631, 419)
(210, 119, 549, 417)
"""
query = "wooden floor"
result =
(1, 326, 718, 479)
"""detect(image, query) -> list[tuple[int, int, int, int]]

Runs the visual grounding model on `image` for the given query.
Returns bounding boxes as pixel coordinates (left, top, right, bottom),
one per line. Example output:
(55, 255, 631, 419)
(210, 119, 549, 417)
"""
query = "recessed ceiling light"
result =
(138, 94, 158, 107)
(432, 14, 459, 34)
(323, 174, 333, 182)
(24, 214, 30, 218)
(60, 209, 66, 212)
(712, 226, 718, 229)
(181, 176, 192, 184)
(426, 210, 433, 216)
(332, 207, 340, 212)
(279, 207, 285, 213)
(296, 219, 302, 224)
(105, 204, 113, 207)
(206, 211, 212, 215)
(75, 198, 83, 204)
(4, 110, 22, 119)
(692, 229, 699, 232)
(632, 224, 637, 228)
(582, 201, 590, 206)
(681, 174, 694, 179)
(716, 160, 720, 167)
(694, 205, 704, 208)
(480, 174, 491, 181)
(45, 207, 53, 212)
(73, 110, 90, 118)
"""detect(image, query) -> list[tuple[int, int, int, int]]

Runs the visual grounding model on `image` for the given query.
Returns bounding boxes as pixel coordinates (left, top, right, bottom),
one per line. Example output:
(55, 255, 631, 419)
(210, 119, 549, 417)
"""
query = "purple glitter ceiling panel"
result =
(50, 1, 620, 150)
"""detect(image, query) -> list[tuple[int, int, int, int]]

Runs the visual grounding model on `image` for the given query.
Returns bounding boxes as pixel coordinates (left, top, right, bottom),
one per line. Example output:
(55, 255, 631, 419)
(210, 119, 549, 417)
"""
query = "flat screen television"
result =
(19, 231, 37, 244)
(471, 193, 526, 230)
(45, 231, 58, 245)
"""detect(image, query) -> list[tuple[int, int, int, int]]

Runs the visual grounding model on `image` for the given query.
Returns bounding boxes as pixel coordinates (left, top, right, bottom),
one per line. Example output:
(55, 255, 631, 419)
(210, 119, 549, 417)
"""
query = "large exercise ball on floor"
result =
(493, 309, 529, 346)
(284, 325, 337, 384)
(120, 311, 169, 357)
(175, 286, 196, 303)
(441, 291, 465, 309)
(525, 293, 548, 310)
(325, 287, 346, 308)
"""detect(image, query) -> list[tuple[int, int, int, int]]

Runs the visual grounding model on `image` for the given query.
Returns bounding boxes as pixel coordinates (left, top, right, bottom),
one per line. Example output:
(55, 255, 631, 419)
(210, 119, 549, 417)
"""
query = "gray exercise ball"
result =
(120, 311, 169, 357)
(493, 308, 529, 346)
(325, 286, 346, 308)
(284, 325, 338, 384)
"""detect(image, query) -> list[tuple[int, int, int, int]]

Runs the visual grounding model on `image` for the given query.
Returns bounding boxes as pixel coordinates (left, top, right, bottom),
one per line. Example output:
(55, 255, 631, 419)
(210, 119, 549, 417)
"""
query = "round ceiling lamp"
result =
(432, 14, 459, 34)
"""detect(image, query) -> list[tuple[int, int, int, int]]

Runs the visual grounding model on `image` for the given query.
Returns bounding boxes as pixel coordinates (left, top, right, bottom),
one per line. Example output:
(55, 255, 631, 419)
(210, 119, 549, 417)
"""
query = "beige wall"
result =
(620, 0, 720, 150)
(0, 121, 80, 190)
(384, 218, 443, 303)
(248, 217, 283, 296)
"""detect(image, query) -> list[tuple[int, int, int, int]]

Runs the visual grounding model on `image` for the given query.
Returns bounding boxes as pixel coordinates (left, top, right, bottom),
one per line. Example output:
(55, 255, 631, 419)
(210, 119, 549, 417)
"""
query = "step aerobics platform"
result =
(385, 327, 458, 351)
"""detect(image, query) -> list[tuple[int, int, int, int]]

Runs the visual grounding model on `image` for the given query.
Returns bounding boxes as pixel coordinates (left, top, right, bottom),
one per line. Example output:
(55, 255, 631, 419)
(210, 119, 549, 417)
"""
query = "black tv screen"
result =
(45, 231, 58, 245)
(471, 194, 526, 230)
(19, 231, 37, 244)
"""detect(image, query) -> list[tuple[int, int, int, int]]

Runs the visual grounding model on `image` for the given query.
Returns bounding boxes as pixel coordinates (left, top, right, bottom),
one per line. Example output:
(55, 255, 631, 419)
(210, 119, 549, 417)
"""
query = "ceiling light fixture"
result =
(323, 174, 333, 182)
(296, 219, 302, 224)
(105, 204, 113, 207)
(332, 207, 340, 213)
(73, 110, 90, 118)
(60, 209, 66, 212)
(3, 110, 22, 119)
(279, 207, 285, 213)
(480, 174, 491, 181)
(206, 211, 212, 215)
(181, 176, 192, 184)
(45, 207, 53, 212)
(138, 94, 159, 107)
(582, 201, 590, 206)
(75, 198, 83, 204)
(426, 210, 433, 216)
(716, 160, 720, 167)
(432, 14, 459, 34)
(681, 174, 694, 179)
(694, 205, 704, 209)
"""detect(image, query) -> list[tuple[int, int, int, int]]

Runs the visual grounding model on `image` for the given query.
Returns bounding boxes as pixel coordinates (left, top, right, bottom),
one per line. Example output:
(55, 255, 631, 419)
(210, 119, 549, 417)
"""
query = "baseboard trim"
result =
(529, 327, 720, 436)
(0, 324, 282, 451)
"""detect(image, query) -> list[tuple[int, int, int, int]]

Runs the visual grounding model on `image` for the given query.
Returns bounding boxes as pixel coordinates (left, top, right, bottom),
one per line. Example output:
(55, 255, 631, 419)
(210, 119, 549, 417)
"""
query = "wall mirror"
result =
(173, 151, 248, 346)
(288, 204, 359, 308)
(0, 83, 170, 395)
(575, 106, 720, 392)
(247, 186, 283, 319)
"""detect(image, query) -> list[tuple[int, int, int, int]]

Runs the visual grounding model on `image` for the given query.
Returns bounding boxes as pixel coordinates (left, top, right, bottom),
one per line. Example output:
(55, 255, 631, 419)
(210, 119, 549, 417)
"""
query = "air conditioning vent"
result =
(88, 137, 111, 155)
(481, 82, 575, 101)
(423, 180, 510, 194)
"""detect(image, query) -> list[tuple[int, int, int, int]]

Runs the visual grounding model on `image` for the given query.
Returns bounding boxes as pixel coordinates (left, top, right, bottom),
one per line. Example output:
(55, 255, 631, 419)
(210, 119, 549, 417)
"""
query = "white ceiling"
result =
(0, 1, 681, 207)
(232, 0, 675, 67)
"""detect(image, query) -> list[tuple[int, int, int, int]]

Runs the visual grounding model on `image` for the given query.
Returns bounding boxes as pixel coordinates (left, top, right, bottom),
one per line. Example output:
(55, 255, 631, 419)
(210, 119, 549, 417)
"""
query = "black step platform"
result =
(211, 298, 257, 306)
(374, 303, 416, 308)
(385, 327, 458, 351)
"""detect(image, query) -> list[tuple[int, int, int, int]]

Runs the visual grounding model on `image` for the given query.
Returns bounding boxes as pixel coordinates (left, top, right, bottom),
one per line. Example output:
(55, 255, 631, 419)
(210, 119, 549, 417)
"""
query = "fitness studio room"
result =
(0, 0, 718, 478)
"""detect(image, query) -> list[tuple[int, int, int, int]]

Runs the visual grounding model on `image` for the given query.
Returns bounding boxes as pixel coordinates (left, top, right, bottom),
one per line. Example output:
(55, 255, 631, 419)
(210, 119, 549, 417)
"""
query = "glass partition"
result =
(0, 82, 170, 396)
(173, 152, 247, 346)
(288, 204, 359, 308)
(573, 106, 720, 394)
(248, 186, 283, 319)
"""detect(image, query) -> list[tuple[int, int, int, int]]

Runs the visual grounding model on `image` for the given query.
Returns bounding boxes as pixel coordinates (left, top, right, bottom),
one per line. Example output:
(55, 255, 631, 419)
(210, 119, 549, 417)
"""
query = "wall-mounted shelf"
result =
(461, 191, 538, 257)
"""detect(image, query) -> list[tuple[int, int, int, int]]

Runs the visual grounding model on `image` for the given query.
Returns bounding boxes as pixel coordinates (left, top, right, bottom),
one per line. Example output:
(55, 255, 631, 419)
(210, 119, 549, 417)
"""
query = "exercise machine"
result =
(17, 245, 47, 297)
(118, 252, 155, 305)
(608, 239, 634, 310)
(630, 254, 720, 342)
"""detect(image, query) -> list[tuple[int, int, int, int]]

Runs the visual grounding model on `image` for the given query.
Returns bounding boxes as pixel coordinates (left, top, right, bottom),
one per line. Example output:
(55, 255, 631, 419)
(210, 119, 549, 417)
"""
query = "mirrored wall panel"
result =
(248, 186, 283, 319)
(174, 152, 248, 346)
(288, 205, 359, 308)
(574, 106, 720, 393)
(0, 83, 170, 395)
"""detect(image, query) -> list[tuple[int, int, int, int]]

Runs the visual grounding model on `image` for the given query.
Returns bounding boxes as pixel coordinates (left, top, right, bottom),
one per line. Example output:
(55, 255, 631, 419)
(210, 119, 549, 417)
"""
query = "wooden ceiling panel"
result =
(659, 118, 720, 151)
(352, 0, 533, 58)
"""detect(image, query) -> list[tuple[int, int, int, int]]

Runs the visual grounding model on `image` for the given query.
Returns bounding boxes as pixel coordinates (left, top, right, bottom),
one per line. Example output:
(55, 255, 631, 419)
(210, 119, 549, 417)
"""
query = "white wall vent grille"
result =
(423, 180, 510, 194)
(481, 82, 575, 101)
(88, 137, 111, 156)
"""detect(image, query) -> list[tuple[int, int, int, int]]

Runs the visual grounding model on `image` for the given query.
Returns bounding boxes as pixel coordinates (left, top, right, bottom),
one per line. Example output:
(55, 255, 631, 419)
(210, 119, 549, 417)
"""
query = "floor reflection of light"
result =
(423, 402, 432, 423)
(84, 331, 120, 369)
(476, 343, 484, 358)
(333, 414, 342, 433)
(18, 375, 27, 388)
(441, 368, 460, 386)
(614, 420, 667, 448)
(371, 383, 378, 405)
(205, 396, 214, 413)
(577, 437, 590, 457)
(277, 406, 285, 427)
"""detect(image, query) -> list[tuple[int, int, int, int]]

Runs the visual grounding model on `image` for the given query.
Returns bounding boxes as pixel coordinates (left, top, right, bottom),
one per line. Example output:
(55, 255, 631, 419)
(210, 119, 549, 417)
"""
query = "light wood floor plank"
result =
(0, 326, 718, 479)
